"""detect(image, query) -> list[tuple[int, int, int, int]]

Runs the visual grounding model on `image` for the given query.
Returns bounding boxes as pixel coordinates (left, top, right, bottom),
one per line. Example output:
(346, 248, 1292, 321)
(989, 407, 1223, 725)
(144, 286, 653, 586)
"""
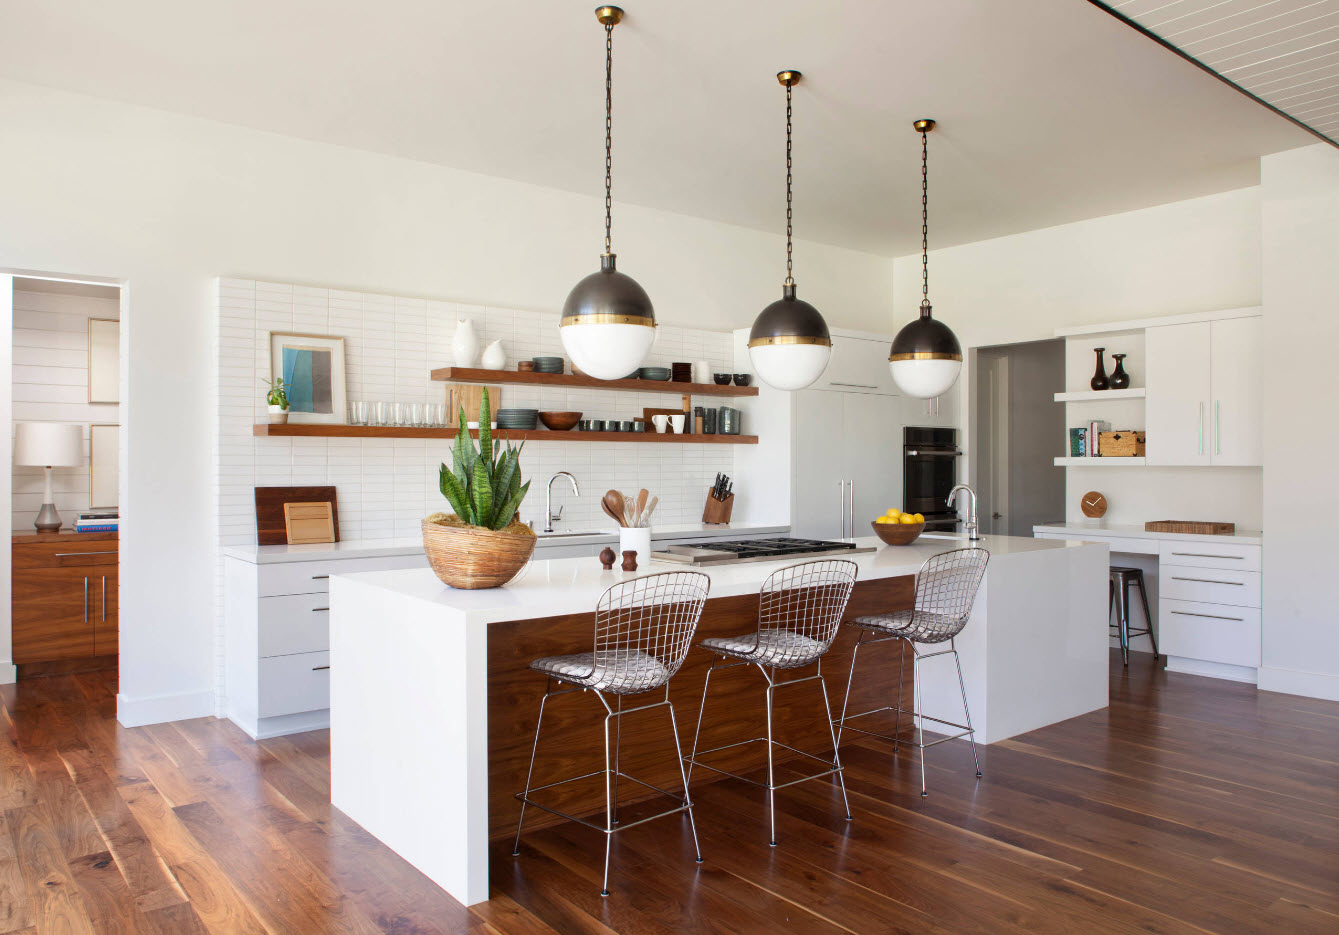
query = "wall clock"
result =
(1080, 491, 1108, 518)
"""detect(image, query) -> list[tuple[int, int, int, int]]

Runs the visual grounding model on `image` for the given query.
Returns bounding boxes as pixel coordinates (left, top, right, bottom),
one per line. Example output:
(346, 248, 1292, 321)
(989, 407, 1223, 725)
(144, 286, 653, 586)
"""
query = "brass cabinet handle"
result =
(55, 551, 118, 557)
(1170, 576, 1243, 585)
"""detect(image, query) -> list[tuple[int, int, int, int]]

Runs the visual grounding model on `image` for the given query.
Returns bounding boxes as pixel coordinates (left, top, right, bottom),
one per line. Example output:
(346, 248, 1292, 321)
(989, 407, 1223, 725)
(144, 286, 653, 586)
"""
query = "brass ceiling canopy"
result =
(776, 70, 802, 88)
(913, 118, 935, 133)
(595, 6, 623, 26)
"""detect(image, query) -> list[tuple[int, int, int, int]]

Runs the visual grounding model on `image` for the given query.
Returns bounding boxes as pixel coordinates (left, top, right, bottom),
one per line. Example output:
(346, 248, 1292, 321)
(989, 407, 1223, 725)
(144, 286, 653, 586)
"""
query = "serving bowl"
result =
(870, 520, 925, 546)
(538, 411, 582, 431)
(713, 373, 733, 385)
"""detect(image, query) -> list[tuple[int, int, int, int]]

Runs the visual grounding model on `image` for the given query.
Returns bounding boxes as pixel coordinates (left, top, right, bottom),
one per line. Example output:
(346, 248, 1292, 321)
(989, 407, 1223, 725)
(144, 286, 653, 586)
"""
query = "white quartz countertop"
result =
(331, 533, 1099, 626)
(222, 522, 791, 564)
(1032, 522, 1262, 545)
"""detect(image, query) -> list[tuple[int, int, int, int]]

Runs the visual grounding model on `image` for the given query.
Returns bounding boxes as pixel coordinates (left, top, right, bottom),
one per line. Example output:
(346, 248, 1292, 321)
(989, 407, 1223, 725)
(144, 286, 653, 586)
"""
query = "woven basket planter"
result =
(422, 518, 536, 589)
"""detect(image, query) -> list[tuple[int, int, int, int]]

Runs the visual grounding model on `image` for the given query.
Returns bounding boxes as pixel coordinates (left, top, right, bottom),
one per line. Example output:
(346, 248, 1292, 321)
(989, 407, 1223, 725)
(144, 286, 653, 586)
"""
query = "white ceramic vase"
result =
(268, 405, 289, 424)
(452, 317, 480, 368)
(480, 339, 505, 370)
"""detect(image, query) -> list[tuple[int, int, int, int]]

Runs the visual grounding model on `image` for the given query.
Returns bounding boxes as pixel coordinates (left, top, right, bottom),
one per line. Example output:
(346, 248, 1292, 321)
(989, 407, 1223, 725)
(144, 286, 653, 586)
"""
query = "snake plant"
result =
(438, 388, 531, 530)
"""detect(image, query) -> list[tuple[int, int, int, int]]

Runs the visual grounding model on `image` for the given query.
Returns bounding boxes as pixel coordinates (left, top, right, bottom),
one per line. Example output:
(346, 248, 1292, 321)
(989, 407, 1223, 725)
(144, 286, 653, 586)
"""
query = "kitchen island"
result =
(329, 533, 1107, 905)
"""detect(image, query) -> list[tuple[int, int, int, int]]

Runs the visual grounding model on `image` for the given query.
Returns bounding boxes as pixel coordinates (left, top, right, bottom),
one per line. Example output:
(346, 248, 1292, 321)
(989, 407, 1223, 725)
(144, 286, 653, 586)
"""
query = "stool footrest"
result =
(515, 768, 691, 836)
(834, 705, 975, 750)
(684, 736, 842, 791)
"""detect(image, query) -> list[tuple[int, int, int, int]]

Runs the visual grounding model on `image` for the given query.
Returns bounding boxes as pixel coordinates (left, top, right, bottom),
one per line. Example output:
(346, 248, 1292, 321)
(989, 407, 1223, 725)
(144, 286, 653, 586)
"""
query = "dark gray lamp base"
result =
(34, 502, 62, 533)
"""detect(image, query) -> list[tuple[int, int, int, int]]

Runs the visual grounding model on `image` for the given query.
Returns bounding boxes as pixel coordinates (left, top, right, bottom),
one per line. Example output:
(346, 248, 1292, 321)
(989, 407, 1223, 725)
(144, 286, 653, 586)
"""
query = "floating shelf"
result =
(429, 366, 759, 397)
(1054, 456, 1146, 467)
(253, 424, 758, 444)
(1054, 388, 1146, 403)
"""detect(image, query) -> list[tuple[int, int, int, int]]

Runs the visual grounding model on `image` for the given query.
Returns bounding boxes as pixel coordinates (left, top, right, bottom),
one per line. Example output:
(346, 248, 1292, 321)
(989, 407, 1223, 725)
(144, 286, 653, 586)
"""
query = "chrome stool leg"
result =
(600, 692, 614, 896)
(512, 678, 556, 856)
(816, 660, 853, 822)
(1114, 576, 1131, 665)
(665, 693, 703, 863)
(951, 640, 981, 777)
(1135, 574, 1158, 657)
(913, 645, 927, 796)
(612, 694, 623, 825)
(764, 667, 777, 846)
(894, 638, 907, 751)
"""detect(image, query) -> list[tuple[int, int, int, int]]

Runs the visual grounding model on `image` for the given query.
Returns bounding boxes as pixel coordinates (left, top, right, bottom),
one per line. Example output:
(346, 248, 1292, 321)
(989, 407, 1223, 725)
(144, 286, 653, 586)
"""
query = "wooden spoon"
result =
(603, 490, 627, 528)
(642, 495, 659, 525)
(635, 489, 649, 525)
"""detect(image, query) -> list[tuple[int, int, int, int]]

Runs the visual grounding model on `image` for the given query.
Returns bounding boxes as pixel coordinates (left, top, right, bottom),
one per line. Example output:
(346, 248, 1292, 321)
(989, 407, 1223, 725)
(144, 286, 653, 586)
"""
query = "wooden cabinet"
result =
(1145, 316, 1261, 467)
(11, 533, 118, 665)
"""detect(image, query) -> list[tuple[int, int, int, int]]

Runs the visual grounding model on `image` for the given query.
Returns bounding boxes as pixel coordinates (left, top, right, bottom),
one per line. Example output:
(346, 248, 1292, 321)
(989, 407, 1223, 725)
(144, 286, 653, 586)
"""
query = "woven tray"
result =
(1144, 520, 1235, 535)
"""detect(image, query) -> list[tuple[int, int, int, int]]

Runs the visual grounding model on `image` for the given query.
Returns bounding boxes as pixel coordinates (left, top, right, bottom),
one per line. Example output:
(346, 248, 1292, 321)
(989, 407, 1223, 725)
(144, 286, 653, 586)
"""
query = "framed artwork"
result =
(89, 424, 119, 508)
(268, 332, 347, 424)
(88, 318, 120, 403)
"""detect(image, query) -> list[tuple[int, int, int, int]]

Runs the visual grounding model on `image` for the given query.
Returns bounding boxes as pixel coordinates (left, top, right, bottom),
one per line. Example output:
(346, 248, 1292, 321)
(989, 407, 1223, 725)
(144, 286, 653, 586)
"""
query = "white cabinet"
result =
(906, 379, 958, 427)
(816, 335, 899, 395)
(792, 390, 902, 539)
(1145, 317, 1261, 467)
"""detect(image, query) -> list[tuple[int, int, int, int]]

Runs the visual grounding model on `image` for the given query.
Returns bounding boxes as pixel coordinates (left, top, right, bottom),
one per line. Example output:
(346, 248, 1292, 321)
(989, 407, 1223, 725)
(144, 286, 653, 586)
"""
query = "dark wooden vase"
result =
(1109, 353, 1130, 389)
(1090, 347, 1109, 391)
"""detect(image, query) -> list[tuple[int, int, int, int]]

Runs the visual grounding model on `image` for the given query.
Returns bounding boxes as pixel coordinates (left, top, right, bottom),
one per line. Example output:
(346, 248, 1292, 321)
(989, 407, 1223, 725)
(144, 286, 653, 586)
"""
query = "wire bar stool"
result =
(512, 570, 711, 897)
(834, 547, 989, 796)
(684, 559, 858, 846)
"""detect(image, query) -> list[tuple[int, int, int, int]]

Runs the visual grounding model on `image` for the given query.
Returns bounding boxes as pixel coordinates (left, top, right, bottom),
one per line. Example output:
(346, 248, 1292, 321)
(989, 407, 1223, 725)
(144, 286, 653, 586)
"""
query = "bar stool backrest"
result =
(909, 548, 990, 643)
(592, 571, 711, 693)
(755, 559, 860, 666)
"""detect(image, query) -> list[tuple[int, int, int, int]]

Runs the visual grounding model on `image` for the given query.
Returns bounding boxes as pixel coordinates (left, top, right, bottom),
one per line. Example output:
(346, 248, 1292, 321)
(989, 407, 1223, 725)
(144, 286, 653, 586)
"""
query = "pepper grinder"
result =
(599, 546, 617, 570)
(621, 550, 638, 572)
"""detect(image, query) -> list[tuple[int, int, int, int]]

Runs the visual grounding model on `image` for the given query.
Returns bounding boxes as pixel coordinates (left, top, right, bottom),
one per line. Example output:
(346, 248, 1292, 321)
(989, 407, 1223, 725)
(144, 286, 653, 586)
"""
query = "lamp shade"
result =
(888, 304, 963, 398)
(14, 422, 84, 467)
(747, 283, 832, 391)
(560, 254, 657, 380)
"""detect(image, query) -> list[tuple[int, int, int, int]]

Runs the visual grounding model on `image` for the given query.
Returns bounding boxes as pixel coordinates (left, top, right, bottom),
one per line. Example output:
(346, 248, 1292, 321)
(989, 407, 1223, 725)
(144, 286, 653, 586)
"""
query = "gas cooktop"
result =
(650, 537, 875, 566)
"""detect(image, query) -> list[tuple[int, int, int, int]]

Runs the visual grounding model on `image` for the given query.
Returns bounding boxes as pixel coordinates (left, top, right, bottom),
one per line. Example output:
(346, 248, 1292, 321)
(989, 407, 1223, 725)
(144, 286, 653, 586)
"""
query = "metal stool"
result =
(684, 559, 858, 847)
(1109, 566, 1156, 665)
(834, 548, 989, 797)
(512, 570, 711, 897)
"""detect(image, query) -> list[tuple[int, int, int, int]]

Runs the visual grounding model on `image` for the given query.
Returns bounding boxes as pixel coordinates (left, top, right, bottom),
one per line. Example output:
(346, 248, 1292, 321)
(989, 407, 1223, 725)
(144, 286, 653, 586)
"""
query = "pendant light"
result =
(747, 71, 832, 392)
(559, 6, 656, 381)
(889, 119, 962, 399)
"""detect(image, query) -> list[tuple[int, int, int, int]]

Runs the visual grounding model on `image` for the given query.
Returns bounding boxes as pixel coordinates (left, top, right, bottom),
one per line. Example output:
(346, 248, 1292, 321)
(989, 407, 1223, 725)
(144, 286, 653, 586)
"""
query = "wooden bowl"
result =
(871, 520, 925, 546)
(422, 519, 536, 589)
(538, 411, 582, 431)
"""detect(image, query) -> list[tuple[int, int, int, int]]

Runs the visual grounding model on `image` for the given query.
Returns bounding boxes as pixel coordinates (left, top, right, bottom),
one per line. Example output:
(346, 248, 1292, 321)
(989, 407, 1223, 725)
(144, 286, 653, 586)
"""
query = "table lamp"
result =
(14, 422, 84, 532)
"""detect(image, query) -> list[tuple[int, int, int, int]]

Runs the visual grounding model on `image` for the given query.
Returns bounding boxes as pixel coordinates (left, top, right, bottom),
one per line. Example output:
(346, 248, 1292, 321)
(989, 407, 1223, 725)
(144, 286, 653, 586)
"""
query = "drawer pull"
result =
(312, 607, 330, 612)
(312, 665, 331, 671)
(828, 381, 878, 389)
(311, 575, 330, 580)
(1170, 576, 1243, 585)
(55, 551, 118, 557)
(1170, 552, 1243, 560)
(1171, 610, 1244, 622)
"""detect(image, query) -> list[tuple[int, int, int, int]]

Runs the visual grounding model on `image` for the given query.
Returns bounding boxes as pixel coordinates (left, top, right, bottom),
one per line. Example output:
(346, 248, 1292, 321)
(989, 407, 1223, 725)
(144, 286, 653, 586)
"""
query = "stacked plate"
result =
(531, 356, 564, 374)
(639, 366, 672, 381)
(671, 362, 693, 383)
(495, 408, 539, 430)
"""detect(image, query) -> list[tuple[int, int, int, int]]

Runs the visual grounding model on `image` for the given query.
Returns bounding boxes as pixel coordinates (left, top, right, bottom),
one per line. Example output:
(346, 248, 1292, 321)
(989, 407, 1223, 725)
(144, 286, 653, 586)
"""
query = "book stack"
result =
(75, 510, 119, 533)
(1087, 420, 1110, 457)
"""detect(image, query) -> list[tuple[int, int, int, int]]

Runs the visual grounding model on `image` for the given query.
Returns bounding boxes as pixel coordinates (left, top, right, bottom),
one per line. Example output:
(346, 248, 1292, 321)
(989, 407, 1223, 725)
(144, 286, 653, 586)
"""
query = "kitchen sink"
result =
(536, 530, 606, 539)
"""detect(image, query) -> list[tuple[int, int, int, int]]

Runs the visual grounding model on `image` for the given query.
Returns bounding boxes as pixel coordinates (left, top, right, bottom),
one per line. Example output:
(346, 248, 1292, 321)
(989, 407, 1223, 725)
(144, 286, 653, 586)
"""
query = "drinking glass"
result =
(393, 402, 408, 426)
(373, 402, 390, 426)
(411, 403, 425, 427)
(432, 403, 446, 426)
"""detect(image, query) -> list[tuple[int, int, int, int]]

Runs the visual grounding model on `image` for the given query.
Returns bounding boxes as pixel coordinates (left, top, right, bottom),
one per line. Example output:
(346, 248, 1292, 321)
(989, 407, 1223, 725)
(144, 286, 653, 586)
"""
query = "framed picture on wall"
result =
(268, 332, 347, 424)
(88, 318, 119, 403)
(90, 424, 119, 508)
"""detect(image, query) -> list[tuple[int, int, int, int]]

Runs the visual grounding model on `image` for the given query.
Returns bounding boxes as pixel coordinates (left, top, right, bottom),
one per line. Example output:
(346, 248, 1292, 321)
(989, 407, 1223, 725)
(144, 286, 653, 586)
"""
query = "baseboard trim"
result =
(117, 690, 216, 727)
(0, 662, 16, 685)
(1257, 665, 1339, 702)
(228, 708, 330, 740)
(1165, 656, 1257, 684)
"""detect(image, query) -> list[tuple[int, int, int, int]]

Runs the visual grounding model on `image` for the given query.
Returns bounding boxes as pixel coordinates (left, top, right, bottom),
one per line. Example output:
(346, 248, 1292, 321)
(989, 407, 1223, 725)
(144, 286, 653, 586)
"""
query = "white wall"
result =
(893, 187, 1265, 531)
(11, 285, 121, 530)
(0, 276, 12, 683)
(0, 79, 893, 715)
(1260, 144, 1339, 702)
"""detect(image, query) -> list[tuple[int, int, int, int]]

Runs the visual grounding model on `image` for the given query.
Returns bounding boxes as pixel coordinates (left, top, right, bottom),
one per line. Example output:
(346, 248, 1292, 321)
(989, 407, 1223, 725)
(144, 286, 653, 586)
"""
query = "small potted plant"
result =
(265, 377, 289, 424)
(423, 388, 536, 588)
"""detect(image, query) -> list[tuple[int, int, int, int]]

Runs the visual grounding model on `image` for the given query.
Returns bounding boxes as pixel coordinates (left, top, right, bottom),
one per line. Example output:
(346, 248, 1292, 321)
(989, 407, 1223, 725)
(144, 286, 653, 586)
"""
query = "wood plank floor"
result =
(1, 651, 1336, 934)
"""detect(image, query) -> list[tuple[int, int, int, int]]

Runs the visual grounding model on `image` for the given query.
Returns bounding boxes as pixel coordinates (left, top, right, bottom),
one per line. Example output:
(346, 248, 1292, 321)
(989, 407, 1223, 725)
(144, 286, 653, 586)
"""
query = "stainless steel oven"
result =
(903, 427, 960, 531)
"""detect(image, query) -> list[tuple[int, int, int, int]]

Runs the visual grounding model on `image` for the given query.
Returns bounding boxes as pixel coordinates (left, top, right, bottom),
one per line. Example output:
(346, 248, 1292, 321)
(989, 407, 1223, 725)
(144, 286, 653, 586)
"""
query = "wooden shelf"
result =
(253, 424, 758, 444)
(1054, 388, 1146, 403)
(429, 366, 759, 397)
(1054, 456, 1146, 467)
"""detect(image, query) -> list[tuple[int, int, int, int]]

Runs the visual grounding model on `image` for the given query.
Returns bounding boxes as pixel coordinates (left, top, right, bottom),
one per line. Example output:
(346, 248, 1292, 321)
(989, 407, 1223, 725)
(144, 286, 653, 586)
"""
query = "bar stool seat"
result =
(849, 609, 960, 643)
(530, 651, 670, 693)
(697, 628, 826, 667)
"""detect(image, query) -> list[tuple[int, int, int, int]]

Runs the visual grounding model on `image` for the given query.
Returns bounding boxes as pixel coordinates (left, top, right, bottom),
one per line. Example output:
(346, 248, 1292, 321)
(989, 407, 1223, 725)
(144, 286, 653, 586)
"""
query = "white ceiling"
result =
(1105, 0, 1339, 146)
(0, 0, 1315, 255)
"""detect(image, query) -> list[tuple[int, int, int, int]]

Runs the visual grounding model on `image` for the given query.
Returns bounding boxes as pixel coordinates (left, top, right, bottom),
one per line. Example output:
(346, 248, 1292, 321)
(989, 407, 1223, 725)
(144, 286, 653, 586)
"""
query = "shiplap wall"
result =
(11, 286, 120, 530)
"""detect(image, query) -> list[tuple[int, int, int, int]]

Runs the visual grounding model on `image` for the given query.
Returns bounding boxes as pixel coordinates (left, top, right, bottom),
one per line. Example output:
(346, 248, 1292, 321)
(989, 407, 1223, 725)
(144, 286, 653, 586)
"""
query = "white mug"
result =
(652, 414, 669, 433)
(669, 414, 686, 434)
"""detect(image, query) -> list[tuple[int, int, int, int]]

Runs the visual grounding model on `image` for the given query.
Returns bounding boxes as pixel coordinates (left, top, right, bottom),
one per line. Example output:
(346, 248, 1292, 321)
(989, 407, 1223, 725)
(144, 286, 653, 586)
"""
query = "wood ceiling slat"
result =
(1169, 2, 1333, 44)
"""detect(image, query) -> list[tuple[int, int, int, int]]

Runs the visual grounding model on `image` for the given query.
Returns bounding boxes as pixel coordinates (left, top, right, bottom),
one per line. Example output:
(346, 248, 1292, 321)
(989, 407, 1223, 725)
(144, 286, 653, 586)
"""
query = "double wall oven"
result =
(903, 426, 961, 532)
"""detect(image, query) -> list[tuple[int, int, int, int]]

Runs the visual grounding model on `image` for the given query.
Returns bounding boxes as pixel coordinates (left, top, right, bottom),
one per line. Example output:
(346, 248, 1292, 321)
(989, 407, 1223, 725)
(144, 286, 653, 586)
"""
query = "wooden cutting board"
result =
(445, 383, 502, 425)
(283, 501, 336, 544)
(255, 486, 340, 545)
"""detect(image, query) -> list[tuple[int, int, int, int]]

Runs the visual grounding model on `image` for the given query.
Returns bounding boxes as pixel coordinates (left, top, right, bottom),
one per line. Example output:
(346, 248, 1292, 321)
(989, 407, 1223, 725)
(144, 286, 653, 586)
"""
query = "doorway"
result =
(6, 272, 122, 680)
(973, 339, 1065, 537)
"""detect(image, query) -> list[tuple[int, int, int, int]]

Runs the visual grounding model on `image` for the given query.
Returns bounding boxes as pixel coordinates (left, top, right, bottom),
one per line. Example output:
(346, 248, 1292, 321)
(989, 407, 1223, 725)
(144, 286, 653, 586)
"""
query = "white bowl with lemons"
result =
(871, 507, 926, 546)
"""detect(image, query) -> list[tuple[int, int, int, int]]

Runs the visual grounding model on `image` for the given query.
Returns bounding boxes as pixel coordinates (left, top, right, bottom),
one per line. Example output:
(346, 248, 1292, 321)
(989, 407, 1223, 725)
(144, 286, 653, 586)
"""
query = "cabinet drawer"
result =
(1158, 541, 1260, 572)
(257, 554, 428, 597)
(13, 542, 118, 569)
(1037, 533, 1158, 555)
(1159, 599, 1260, 668)
(258, 651, 330, 717)
(1160, 565, 1261, 608)
(258, 593, 330, 657)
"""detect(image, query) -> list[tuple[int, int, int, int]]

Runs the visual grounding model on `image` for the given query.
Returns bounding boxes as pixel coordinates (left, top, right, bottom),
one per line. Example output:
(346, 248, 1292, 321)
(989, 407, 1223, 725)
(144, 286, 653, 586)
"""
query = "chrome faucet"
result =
(545, 472, 580, 532)
(947, 484, 980, 541)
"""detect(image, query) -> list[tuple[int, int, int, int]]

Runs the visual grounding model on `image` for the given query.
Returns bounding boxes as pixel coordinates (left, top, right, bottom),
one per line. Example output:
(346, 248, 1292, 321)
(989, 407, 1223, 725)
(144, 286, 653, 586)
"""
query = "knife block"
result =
(702, 489, 734, 525)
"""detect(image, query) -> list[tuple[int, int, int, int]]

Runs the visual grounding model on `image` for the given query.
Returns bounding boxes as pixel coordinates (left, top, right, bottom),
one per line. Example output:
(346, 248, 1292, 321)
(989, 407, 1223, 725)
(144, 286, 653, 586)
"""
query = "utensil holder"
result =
(619, 526, 651, 559)
(702, 489, 734, 525)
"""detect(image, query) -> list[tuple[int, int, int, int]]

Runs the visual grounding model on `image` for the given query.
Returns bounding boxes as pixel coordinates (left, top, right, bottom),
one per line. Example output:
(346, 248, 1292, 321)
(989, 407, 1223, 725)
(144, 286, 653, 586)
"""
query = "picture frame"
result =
(88, 318, 119, 403)
(268, 332, 347, 424)
(89, 423, 119, 508)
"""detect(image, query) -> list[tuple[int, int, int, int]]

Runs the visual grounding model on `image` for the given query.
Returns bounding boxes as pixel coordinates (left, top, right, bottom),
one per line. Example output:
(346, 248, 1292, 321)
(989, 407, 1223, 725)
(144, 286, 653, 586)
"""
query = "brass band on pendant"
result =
(888, 350, 963, 361)
(748, 334, 832, 348)
(559, 313, 656, 327)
